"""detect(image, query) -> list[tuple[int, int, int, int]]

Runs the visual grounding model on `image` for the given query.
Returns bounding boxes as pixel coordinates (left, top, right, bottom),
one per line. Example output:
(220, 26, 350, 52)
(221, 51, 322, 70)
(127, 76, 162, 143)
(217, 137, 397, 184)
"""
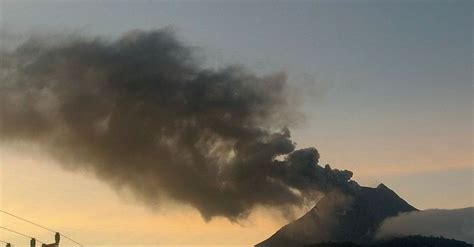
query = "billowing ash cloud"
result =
(376, 208, 474, 244)
(0, 29, 354, 220)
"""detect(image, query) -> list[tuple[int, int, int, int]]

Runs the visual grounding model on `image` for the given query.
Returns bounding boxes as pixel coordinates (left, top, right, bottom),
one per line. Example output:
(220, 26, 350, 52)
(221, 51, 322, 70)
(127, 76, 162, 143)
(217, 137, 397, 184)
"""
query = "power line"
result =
(0, 210, 55, 233)
(0, 210, 83, 247)
(55, 234, 83, 247)
(0, 240, 14, 247)
(0, 226, 45, 244)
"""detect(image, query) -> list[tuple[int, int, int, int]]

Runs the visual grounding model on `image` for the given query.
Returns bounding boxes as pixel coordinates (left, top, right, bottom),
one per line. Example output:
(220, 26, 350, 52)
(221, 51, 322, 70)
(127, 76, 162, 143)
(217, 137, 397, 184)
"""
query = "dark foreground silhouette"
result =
(306, 235, 472, 247)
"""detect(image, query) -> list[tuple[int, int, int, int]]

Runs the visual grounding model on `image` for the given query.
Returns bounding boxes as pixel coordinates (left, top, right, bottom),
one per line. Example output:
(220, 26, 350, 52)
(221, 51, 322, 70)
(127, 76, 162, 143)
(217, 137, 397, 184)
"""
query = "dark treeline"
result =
(306, 236, 473, 247)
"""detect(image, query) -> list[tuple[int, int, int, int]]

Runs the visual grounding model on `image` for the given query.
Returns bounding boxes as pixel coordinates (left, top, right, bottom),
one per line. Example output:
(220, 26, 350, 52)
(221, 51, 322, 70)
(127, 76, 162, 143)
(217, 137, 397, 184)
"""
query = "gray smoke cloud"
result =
(0, 29, 354, 220)
(376, 208, 474, 244)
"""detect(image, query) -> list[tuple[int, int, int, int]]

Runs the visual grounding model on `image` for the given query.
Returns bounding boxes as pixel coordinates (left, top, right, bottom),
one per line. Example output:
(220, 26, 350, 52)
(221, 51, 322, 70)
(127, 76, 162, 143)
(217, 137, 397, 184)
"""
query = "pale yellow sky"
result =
(1, 132, 472, 246)
(0, 143, 294, 246)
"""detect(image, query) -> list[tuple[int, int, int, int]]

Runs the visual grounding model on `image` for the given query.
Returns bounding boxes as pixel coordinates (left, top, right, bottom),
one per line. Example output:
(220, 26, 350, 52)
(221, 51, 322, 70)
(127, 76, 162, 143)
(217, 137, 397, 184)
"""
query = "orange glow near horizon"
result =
(1, 137, 472, 246)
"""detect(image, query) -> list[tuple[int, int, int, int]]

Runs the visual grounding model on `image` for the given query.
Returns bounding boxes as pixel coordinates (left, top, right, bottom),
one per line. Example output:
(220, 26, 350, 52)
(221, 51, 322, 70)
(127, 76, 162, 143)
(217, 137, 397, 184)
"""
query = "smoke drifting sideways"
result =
(376, 208, 474, 244)
(0, 29, 355, 221)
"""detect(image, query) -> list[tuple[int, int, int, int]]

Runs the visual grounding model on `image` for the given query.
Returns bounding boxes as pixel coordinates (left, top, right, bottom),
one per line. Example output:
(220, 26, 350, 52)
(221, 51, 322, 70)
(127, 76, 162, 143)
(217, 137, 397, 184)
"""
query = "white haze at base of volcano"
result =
(376, 207, 474, 244)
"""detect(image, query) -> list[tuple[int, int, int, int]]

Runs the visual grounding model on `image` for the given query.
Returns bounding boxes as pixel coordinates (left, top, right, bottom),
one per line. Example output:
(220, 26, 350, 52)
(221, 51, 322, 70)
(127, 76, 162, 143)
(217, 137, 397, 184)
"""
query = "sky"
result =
(0, 0, 472, 246)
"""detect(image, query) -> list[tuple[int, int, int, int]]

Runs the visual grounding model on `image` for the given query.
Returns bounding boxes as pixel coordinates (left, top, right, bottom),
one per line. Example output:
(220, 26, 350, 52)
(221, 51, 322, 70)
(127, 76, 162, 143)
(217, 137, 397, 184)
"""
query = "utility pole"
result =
(41, 232, 60, 247)
(55, 232, 60, 245)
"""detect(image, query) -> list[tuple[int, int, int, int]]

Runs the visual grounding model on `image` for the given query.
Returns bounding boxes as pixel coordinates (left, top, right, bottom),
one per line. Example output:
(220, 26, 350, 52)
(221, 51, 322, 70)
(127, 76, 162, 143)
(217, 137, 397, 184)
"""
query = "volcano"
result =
(256, 184, 417, 247)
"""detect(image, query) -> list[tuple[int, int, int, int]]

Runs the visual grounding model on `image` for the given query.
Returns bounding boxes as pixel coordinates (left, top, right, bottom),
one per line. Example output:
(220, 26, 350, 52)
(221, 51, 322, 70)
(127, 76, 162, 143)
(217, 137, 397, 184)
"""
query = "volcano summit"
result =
(257, 184, 417, 247)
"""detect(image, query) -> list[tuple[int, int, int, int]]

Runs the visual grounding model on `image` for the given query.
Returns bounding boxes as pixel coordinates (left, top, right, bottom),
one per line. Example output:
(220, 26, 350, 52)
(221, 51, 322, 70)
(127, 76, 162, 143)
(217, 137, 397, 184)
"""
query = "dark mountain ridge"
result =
(307, 235, 473, 247)
(256, 184, 417, 247)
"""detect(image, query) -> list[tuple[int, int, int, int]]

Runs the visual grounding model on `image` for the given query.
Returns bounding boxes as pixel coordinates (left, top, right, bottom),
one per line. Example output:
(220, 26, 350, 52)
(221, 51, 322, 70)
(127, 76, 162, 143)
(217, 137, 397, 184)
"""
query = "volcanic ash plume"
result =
(0, 29, 355, 220)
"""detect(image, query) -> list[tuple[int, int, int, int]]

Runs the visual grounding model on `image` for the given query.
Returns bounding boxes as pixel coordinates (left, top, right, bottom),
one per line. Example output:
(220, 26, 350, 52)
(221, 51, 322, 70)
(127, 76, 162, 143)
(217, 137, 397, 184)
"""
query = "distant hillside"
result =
(306, 235, 473, 247)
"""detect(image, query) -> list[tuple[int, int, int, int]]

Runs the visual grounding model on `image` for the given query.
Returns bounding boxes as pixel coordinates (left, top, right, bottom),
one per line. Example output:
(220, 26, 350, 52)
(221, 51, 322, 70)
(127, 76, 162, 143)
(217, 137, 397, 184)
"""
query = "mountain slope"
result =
(256, 184, 417, 247)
